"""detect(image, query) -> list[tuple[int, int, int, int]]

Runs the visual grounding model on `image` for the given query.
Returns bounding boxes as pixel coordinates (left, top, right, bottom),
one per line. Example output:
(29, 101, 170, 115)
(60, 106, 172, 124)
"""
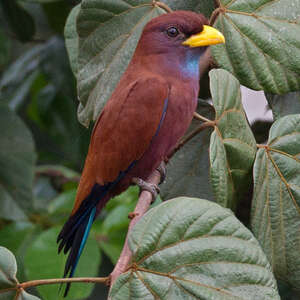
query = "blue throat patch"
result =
(181, 52, 200, 78)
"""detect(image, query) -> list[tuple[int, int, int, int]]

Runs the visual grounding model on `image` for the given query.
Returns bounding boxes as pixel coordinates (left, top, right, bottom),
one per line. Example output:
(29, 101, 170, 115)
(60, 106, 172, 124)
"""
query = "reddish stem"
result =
(109, 169, 161, 287)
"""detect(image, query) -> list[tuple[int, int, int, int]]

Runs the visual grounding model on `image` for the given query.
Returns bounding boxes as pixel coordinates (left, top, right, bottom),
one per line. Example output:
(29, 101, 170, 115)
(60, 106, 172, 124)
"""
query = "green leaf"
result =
(266, 91, 300, 121)
(0, 223, 42, 285)
(48, 188, 76, 216)
(0, 29, 11, 68)
(0, 290, 41, 300)
(96, 202, 136, 264)
(0, 105, 36, 219)
(161, 100, 215, 201)
(251, 114, 300, 291)
(21, 0, 64, 3)
(0, 247, 18, 289)
(93, 186, 138, 264)
(32, 176, 57, 212)
(64, 3, 81, 75)
(17, 291, 41, 300)
(42, 1, 71, 34)
(110, 197, 280, 300)
(76, 0, 165, 127)
(0, 248, 39, 300)
(24, 226, 101, 300)
(211, 0, 300, 94)
(39, 37, 75, 95)
(0, 45, 42, 110)
(161, 0, 215, 17)
(0, 222, 35, 256)
(0, 0, 35, 42)
(209, 69, 256, 209)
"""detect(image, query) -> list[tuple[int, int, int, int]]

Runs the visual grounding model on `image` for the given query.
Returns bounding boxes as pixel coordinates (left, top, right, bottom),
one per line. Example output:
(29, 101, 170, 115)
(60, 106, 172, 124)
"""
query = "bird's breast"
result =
(106, 79, 198, 198)
(161, 81, 199, 152)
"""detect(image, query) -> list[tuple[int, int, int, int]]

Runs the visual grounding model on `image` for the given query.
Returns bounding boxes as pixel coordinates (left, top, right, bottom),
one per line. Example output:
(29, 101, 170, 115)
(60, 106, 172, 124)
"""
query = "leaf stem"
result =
(167, 121, 215, 160)
(209, 7, 224, 25)
(193, 111, 212, 123)
(152, 1, 173, 13)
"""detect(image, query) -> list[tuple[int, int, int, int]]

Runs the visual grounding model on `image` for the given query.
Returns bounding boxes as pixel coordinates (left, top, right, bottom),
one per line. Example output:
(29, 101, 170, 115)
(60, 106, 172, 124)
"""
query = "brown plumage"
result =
(57, 10, 225, 295)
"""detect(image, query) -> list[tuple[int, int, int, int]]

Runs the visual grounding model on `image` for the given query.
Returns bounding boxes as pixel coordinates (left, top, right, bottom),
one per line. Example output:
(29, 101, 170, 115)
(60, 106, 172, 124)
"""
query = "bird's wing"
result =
(73, 76, 169, 213)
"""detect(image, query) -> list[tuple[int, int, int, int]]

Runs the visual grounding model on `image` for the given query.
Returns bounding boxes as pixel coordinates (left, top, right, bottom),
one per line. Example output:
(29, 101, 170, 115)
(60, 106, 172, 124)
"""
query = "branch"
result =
(167, 120, 215, 160)
(108, 169, 161, 296)
(35, 168, 80, 185)
(193, 111, 212, 123)
(209, 7, 225, 26)
(0, 277, 109, 295)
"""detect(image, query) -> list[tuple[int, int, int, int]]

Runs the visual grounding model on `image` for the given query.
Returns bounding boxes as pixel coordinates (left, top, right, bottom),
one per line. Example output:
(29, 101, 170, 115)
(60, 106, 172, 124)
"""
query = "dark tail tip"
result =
(57, 207, 97, 297)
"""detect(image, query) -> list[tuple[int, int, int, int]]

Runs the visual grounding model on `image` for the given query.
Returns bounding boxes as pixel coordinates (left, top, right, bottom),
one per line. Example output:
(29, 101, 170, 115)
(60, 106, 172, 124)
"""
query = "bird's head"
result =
(134, 11, 225, 78)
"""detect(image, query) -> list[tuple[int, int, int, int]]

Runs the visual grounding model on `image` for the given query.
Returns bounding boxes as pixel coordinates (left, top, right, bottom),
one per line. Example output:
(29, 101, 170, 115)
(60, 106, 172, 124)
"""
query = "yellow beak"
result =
(182, 25, 225, 47)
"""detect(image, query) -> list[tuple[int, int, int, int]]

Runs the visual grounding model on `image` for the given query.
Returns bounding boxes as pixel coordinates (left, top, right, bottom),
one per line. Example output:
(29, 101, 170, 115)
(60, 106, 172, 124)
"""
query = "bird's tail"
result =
(57, 184, 110, 296)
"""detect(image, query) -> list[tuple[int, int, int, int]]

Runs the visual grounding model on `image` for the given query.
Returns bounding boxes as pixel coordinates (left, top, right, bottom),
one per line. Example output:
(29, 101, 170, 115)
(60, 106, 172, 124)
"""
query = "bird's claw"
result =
(132, 177, 160, 203)
(156, 161, 166, 184)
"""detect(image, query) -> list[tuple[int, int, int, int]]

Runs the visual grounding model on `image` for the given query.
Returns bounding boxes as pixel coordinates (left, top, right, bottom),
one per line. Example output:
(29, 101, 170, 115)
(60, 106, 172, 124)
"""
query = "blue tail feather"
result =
(62, 206, 96, 297)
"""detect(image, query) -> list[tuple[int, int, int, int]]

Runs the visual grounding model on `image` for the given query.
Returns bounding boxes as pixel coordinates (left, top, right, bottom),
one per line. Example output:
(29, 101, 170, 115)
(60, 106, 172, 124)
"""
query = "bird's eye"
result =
(166, 27, 179, 37)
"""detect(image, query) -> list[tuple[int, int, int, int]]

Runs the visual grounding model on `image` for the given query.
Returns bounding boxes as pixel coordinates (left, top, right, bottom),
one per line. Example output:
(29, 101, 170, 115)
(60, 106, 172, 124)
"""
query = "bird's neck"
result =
(130, 50, 203, 82)
(179, 51, 200, 79)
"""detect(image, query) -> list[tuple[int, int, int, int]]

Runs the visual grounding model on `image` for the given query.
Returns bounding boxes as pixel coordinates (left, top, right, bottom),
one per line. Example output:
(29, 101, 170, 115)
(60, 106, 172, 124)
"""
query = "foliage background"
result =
(0, 0, 300, 299)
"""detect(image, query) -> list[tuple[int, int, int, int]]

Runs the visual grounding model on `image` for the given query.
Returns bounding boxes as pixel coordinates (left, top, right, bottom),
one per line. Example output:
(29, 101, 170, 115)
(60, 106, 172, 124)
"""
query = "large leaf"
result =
(76, 0, 165, 127)
(0, 222, 36, 257)
(0, 45, 42, 110)
(110, 197, 280, 300)
(22, 38, 90, 167)
(24, 226, 101, 300)
(0, 222, 41, 284)
(0, 37, 73, 111)
(64, 4, 81, 75)
(0, 0, 35, 42)
(0, 247, 41, 300)
(211, 0, 300, 94)
(0, 247, 18, 289)
(209, 69, 256, 209)
(251, 114, 300, 290)
(0, 105, 36, 219)
(161, 0, 215, 17)
(266, 91, 300, 121)
(161, 100, 215, 201)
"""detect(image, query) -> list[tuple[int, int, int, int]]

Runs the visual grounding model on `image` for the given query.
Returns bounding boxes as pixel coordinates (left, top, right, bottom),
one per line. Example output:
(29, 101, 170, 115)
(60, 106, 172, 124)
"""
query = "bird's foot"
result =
(132, 177, 160, 203)
(156, 161, 166, 184)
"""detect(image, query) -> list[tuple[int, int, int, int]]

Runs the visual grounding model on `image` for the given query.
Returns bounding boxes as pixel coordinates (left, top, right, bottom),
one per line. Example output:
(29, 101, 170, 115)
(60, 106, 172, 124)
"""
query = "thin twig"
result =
(167, 121, 215, 160)
(152, 1, 173, 13)
(193, 111, 212, 123)
(209, 7, 224, 25)
(36, 169, 80, 184)
(0, 277, 109, 294)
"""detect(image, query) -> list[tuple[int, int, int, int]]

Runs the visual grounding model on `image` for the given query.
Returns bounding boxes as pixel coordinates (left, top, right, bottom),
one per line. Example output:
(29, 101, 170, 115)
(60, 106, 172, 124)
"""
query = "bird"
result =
(57, 10, 225, 295)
